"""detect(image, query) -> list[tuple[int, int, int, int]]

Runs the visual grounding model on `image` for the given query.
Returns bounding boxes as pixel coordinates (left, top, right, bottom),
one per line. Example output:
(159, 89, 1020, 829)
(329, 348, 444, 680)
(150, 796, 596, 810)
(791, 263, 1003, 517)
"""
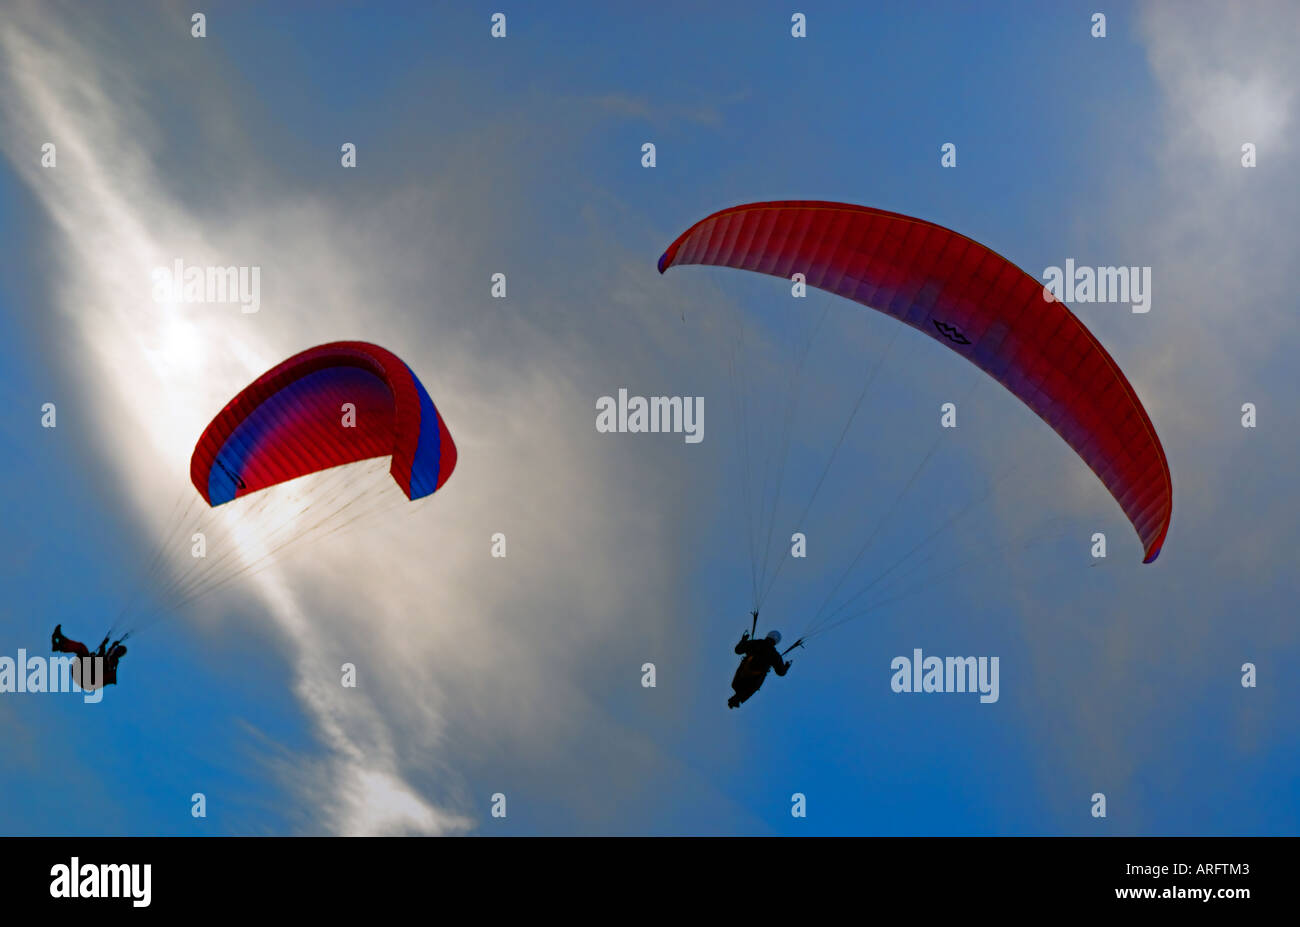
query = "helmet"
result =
(765, 631, 782, 645)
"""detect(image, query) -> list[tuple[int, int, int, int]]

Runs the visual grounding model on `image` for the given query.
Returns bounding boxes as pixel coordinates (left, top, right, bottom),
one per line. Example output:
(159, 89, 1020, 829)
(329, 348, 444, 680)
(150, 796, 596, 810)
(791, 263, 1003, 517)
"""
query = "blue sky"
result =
(1, 1, 1296, 836)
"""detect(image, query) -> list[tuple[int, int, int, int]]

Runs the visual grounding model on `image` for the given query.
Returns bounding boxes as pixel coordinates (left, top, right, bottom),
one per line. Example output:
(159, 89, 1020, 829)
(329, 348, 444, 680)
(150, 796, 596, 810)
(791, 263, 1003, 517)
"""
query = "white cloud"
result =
(0, 3, 688, 834)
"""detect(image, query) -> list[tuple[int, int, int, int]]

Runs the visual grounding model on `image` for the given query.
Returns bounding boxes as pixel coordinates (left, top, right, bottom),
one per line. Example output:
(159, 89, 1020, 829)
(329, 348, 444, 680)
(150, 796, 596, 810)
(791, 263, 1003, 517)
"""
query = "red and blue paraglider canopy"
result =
(190, 341, 457, 506)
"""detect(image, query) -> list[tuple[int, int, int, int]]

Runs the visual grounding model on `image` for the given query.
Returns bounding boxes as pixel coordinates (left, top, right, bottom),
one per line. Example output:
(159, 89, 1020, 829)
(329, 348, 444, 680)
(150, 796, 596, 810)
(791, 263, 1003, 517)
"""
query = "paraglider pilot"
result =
(51, 624, 128, 687)
(728, 613, 792, 709)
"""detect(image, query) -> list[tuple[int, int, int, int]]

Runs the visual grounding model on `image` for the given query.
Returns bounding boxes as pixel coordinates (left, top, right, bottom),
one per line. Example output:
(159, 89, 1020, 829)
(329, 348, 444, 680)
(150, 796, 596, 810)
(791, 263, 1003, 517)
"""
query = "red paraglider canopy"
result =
(660, 201, 1172, 562)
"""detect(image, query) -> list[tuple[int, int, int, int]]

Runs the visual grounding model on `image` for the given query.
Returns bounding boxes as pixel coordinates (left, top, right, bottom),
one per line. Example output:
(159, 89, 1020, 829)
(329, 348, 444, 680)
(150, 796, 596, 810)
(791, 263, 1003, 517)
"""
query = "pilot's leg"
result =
(52, 633, 90, 658)
(728, 675, 763, 709)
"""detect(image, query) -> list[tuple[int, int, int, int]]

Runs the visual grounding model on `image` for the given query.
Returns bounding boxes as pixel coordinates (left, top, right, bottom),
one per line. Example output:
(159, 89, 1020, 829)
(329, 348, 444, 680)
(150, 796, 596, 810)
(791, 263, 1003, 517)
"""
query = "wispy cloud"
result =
(0, 1, 696, 834)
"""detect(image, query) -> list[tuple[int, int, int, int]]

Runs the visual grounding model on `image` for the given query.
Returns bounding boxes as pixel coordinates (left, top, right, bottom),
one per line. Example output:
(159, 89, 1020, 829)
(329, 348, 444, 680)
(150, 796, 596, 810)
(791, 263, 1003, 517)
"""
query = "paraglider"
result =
(729, 629, 792, 709)
(728, 612, 800, 709)
(661, 202, 1174, 705)
(51, 624, 128, 690)
(100, 341, 458, 647)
